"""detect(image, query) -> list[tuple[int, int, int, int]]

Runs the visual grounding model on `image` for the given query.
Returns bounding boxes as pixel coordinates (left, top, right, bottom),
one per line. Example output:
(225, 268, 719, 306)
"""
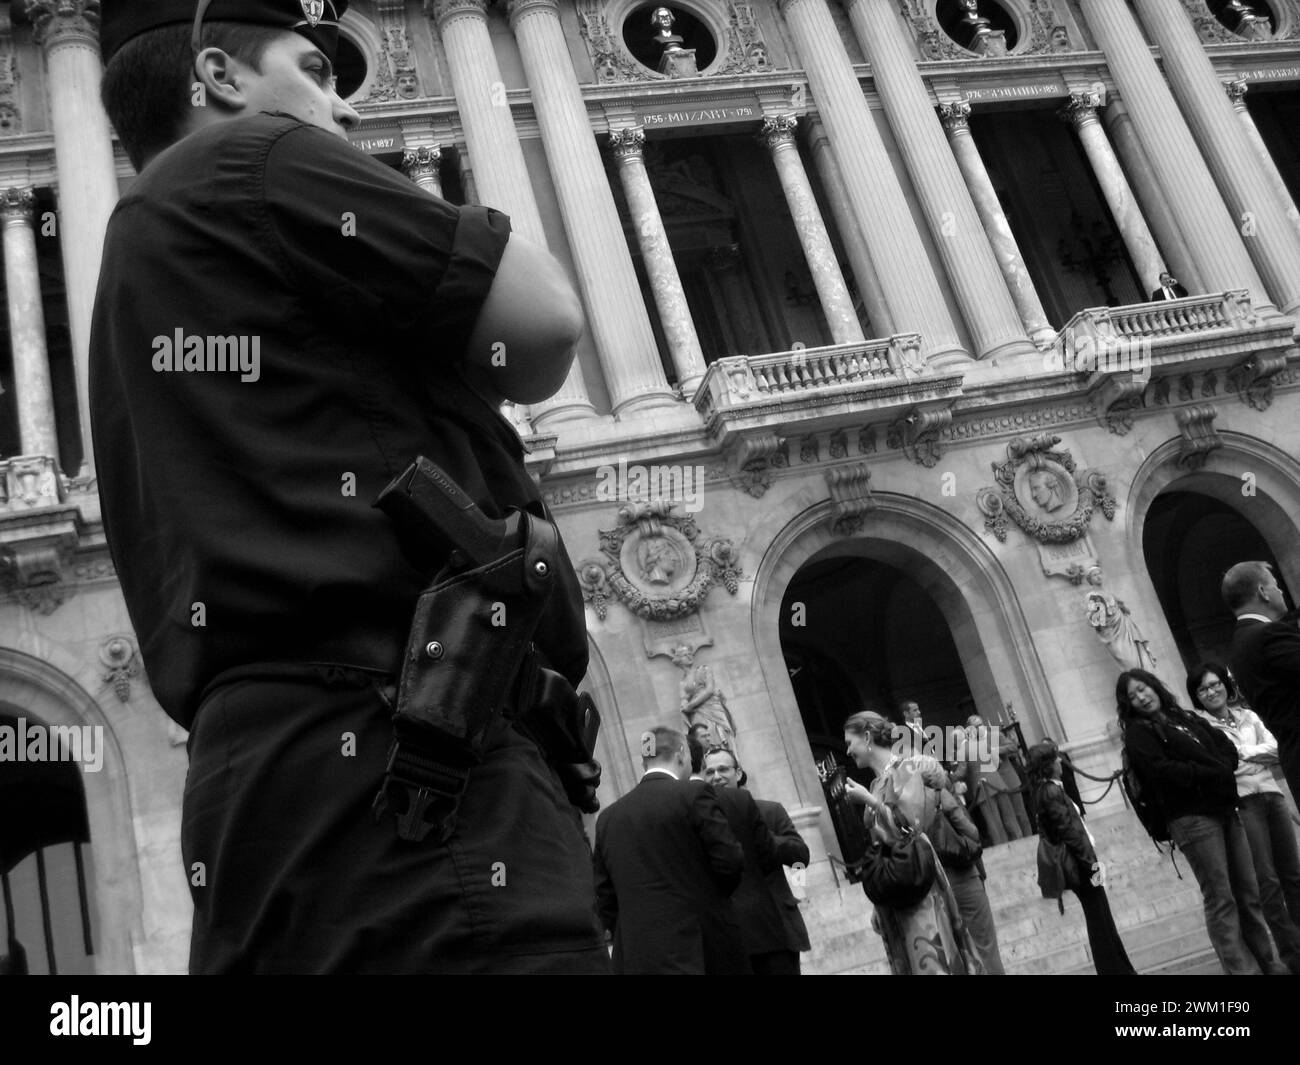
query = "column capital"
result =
(429, 0, 489, 31)
(505, 0, 560, 27)
(22, 0, 100, 51)
(608, 126, 646, 159)
(757, 113, 798, 149)
(937, 99, 972, 133)
(0, 186, 37, 226)
(1225, 77, 1248, 107)
(1057, 90, 1102, 128)
(401, 145, 443, 182)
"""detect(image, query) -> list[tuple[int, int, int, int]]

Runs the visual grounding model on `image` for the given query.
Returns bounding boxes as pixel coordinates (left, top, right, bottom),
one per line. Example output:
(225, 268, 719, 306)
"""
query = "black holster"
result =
(372, 502, 600, 841)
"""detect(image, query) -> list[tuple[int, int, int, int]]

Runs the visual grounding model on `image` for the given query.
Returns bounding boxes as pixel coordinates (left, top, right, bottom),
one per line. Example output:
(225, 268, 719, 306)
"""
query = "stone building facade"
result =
(0, 0, 1298, 973)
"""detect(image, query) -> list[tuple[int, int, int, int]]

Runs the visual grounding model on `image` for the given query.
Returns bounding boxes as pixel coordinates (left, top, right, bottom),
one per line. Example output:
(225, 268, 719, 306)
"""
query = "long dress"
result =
(867, 755, 983, 975)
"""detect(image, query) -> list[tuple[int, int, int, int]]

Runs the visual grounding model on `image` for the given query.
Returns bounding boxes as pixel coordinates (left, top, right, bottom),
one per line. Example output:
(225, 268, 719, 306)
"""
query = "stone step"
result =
(995, 888, 1204, 950)
(1007, 911, 1212, 975)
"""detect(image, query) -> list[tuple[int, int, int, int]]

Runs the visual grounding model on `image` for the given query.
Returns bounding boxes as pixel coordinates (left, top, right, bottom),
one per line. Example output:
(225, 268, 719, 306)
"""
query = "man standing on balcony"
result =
(1150, 271, 1189, 301)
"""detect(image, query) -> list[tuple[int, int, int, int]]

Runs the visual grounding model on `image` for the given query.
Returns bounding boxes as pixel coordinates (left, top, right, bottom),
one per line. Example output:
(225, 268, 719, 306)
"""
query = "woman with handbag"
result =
(1026, 742, 1136, 975)
(842, 711, 982, 975)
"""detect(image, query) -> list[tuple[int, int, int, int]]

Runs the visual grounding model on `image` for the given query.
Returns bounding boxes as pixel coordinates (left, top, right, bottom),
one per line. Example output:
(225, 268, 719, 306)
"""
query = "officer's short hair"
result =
(101, 22, 282, 172)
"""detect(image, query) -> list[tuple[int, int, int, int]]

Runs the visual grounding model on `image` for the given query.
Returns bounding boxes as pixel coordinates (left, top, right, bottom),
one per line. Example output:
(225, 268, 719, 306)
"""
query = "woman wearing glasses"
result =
(1187, 661, 1300, 973)
(1119, 668, 1286, 974)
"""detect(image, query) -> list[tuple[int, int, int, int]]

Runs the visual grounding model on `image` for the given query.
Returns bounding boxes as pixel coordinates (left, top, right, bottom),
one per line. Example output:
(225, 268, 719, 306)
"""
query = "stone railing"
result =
(0, 454, 65, 514)
(1054, 289, 1262, 353)
(694, 334, 925, 415)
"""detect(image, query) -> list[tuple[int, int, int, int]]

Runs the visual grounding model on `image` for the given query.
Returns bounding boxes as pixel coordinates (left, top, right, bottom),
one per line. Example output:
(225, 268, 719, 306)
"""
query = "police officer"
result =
(92, 0, 608, 973)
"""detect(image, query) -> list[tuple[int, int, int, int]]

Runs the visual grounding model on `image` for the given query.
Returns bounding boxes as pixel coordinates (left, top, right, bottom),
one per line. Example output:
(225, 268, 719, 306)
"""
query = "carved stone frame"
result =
(977, 433, 1116, 543)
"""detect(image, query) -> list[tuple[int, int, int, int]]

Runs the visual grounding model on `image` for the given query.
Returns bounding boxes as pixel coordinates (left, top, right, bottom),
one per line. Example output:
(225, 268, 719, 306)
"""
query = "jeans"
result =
(1071, 878, 1136, 975)
(946, 864, 1005, 974)
(1238, 792, 1300, 974)
(1168, 812, 1285, 975)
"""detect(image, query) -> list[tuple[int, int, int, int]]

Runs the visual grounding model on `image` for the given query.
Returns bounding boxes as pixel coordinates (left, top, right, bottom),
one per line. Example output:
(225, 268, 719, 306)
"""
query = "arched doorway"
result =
(782, 555, 979, 766)
(1144, 490, 1290, 670)
(0, 708, 97, 974)
(748, 495, 1059, 861)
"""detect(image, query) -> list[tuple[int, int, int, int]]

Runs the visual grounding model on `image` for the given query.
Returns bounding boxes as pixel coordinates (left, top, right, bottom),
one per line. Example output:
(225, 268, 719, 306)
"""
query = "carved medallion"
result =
(979, 433, 1116, 544)
(579, 501, 741, 621)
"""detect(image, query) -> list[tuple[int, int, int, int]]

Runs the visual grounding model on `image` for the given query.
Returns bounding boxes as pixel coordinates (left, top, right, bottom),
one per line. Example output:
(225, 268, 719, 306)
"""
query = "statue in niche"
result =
(957, 0, 994, 48)
(672, 643, 737, 751)
(651, 6, 685, 51)
(1085, 579, 1157, 673)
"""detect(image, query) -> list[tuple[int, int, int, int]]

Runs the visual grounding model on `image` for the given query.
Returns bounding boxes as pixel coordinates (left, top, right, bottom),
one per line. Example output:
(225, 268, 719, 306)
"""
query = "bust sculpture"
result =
(651, 6, 684, 51)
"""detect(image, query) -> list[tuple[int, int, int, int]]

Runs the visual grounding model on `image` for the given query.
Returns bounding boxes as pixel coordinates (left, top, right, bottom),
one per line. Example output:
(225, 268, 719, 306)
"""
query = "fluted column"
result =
(843, 0, 1033, 361)
(506, 0, 674, 417)
(1078, 0, 1274, 312)
(777, 0, 965, 365)
(431, 0, 596, 424)
(805, 118, 893, 337)
(2, 188, 58, 461)
(1225, 79, 1300, 235)
(1058, 92, 1166, 294)
(25, 0, 116, 474)
(608, 127, 706, 395)
(401, 145, 443, 197)
(1133, 0, 1300, 313)
(938, 100, 1055, 346)
(758, 116, 865, 346)
(1101, 99, 1203, 292)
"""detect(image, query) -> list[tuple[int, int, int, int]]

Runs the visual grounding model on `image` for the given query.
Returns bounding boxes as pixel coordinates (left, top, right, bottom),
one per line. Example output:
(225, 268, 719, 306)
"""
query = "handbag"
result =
(928, 804, 982, 870)
(856, 805, 938, 910)
(1036, 835, 1081, 914)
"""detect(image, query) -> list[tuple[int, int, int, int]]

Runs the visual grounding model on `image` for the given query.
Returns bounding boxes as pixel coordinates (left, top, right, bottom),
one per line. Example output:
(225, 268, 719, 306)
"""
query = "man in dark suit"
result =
(593, 726, 748, 974)
(1150, 271, 1189, 301)
(703, 747, 812, 974)
(1225, 561, 1300, 799)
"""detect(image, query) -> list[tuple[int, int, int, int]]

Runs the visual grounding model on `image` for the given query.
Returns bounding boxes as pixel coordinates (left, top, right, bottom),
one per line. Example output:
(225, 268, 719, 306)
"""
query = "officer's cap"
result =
(100, 0, 350, 65)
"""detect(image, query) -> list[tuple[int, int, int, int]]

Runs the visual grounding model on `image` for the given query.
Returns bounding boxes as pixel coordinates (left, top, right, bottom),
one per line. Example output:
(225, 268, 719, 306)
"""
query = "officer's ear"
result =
(193, 47, 252, 114)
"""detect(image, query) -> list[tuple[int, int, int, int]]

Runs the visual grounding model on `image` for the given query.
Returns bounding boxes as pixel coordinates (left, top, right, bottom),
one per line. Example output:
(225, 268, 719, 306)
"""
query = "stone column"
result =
(25, 0, 118, 475)
(1101, 99, 1203, 292)
(805, 118, 893, 337)
(777, 0, 965, 365)
(758, 115, 865, 346)
(2, 187, 58, 460)
(1133, 0, 1300, 313)
(1058, 91, 1167, 295)
(401, 145, 443, 197)
(506, 0, 674, 417)
(1225, 79, 1300, 235)
(431, 0, 596, 424)
(937, 100, 1055, 347)
(1078, 0, 1274, 312)
(608, 127, 706, 395)
(843, 0, 1033, 361)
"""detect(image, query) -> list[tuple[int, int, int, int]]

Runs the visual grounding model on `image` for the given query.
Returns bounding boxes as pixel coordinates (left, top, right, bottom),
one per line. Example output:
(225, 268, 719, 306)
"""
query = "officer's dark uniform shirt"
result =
(90, 113, 588, 729)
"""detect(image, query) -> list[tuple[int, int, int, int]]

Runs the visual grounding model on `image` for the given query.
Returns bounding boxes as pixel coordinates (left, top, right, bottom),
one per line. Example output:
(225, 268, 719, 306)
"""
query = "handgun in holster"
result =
(371, 455, 602, 843)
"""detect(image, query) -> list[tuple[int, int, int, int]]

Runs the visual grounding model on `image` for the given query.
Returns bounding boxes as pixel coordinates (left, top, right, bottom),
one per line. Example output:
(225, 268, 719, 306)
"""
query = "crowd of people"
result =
(591, 559, 1298, 976)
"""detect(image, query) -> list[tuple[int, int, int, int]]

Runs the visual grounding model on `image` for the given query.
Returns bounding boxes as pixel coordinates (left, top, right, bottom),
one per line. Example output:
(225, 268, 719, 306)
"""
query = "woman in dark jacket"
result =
(1117, 668, 1286, 974)
(1027, 742, 1135, 974)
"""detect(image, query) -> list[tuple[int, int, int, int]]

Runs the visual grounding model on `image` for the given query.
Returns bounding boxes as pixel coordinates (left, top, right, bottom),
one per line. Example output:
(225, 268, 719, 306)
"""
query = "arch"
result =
(337, 6, 385, 102)
(1125, 431, 1300, 595)
(0, 649, 142, 974)
(748, 491, 1061, 817)
(582, 633, 639, 807)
